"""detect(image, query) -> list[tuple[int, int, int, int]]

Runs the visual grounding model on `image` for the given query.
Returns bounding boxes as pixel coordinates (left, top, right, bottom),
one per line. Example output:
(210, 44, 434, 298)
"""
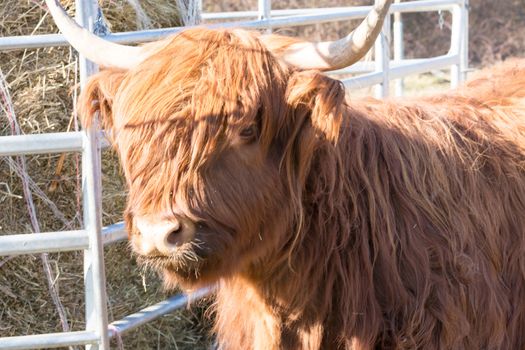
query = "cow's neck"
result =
(215, 275, 331, 350)
(214, 105, 389, 349)
(214, 189, 372, 347)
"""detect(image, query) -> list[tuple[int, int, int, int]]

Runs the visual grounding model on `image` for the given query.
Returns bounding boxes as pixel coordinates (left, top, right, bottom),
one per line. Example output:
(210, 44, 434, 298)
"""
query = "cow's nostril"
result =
(166, 224, 183, 246)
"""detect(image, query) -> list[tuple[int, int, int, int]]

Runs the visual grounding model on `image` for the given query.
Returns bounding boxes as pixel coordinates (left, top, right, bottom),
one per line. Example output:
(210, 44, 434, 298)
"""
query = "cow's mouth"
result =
(138, 255, 179, 269)
(137, 237, 204, 266)
(135, 233, 211, 281)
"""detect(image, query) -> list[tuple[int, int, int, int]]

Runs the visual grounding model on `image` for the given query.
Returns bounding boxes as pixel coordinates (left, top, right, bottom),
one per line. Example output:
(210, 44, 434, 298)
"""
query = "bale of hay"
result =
(0, 1, 212, 349)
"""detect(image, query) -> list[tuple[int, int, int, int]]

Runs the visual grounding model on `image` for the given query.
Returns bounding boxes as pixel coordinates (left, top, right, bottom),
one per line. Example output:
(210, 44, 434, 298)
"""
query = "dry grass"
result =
(0, 1, 212, 349)
(1, 0, 524, 349)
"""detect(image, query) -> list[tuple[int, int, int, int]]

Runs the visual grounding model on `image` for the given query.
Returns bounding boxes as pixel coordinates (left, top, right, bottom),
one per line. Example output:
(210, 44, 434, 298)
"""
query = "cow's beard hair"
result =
(135, 236, 210, 287)
(137, 238, 203, 270)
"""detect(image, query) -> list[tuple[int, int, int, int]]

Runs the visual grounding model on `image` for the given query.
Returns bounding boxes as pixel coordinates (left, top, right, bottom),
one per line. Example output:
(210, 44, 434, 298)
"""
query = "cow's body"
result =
(208, 61, 525, 349)
(43, 4, 525, 346)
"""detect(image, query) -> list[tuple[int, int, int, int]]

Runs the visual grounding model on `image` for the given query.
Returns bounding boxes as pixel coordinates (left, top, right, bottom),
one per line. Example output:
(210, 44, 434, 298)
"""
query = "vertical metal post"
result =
(374, 0, 390, 98)
(393, 0, 404, 96)
(197, 0, 203, 14)
(76, 1, 109, 349)
(258, 0, 272, 33)
(460, 0, 469, 82)
(450, 5, 462, 88)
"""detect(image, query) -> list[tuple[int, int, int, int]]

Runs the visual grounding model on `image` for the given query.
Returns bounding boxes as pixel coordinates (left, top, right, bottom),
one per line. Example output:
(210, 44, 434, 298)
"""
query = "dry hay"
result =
(1, 1, 524, 349)
(0, 1, 212, 349)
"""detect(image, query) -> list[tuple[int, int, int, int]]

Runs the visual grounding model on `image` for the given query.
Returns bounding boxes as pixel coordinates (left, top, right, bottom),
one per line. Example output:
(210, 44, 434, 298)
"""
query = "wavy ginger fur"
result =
(79, 28, 525, 349)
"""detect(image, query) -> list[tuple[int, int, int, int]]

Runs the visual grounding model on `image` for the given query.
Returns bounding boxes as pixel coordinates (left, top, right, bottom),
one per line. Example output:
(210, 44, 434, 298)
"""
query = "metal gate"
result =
(0, 0, 468, 348)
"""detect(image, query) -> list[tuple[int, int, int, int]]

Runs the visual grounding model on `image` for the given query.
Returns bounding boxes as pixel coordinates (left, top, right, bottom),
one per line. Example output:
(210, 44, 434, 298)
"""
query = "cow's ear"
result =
(278, 71, 346, 242)
(280, 70, 346, 190)
(285, 71, 345, 144)
(78, 69, 126, 133)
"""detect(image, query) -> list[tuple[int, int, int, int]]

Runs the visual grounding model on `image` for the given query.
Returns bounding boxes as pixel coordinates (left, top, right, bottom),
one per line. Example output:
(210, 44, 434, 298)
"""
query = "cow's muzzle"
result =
(134, 213, 196, 256)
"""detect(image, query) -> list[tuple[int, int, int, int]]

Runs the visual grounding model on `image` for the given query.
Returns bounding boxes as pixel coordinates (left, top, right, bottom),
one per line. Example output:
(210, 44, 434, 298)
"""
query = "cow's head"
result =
(46, 0, 391, 289)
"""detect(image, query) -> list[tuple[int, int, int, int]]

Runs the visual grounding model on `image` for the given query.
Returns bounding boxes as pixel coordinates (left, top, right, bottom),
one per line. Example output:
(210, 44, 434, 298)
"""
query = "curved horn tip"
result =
(44, 0, 145, 69)
(279, 0, 393, 71)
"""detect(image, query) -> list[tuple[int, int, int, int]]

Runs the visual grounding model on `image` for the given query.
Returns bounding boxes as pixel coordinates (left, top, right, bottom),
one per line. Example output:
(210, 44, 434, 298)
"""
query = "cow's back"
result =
(341, 62, 525, 348)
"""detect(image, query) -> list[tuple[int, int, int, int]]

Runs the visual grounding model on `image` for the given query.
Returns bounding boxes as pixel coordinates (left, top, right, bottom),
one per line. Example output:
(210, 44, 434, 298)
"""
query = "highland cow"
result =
(46, 0, 525, 349)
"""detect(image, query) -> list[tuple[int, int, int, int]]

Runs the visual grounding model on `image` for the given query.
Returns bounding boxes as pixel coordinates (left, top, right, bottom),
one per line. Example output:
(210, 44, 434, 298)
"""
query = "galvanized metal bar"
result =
(343, 71, 384, 90)
(0, 230, 88, 256)
(0, 331, 99, 350)
(76, 1, 110, 349)
(460, 0, 469, 82)
(374, 1, 391, 98)
(108, 287, 213, 338)
(202, 7, 368, 20)
(391, 0, 462, 13)
(196, 0, 203, 16)
(201, 0, 461, 20)
(0, 131, 110, 156)
(0, 132, 83, 156)
(258, 0, 272, 33)
(449, 4, 462, 88)
(393, 0, 405, 96)
(343, 53, 459, 89)
(0, 33, 68, 50)
(0, 0, 463, 50)
(102, 221, 127, 245)
(329, 57, 453, 75)
(0, 16, 325, 50)
(0, 222, 127, 257)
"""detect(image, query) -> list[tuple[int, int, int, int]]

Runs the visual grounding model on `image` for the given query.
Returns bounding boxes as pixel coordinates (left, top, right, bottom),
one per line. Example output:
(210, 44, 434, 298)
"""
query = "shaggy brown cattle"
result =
(46, 1, 525, 349)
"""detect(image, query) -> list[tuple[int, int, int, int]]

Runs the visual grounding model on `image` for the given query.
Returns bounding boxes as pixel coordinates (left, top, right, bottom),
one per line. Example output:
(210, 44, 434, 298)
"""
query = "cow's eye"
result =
(239, 125, 258, 142)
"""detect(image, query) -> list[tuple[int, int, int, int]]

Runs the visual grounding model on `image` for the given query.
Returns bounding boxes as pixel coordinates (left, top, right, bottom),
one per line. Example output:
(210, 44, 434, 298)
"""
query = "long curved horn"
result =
(45, 0, 147, 69)
(279, 0, 392, 71)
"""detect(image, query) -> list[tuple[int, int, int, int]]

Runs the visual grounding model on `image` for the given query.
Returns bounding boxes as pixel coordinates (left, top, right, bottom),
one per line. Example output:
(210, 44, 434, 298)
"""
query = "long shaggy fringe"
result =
(79, 28, 525, 349)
